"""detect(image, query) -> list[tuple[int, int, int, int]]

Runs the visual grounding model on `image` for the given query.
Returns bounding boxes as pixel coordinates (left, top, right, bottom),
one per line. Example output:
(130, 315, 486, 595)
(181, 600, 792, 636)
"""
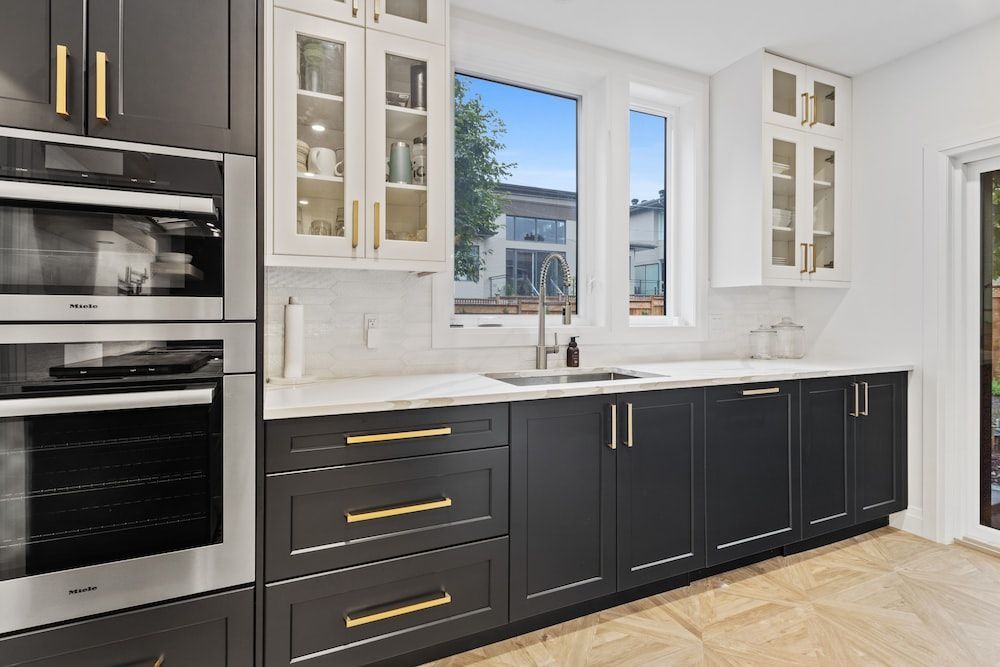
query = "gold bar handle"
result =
(850, 383, 860, 417)
(95, 51, 109, 123)
(742, 387, 780, 396)
(352, 0, 359, 18)
(374, 201, 381, 250)
(55, 44, 70, 118)
(800, 243, 808, 274)
(861, 382, 870, 416)
(809, 243, 817, 274)
(346, 497, 452, 523)
(809, 94, 818, 127)
(345, 592, 451, 629)
(800, 92, 808, 126)
(373, 0, 381, 22)
(625, 402, 634, 448)
(346, 426, 451, 445)
(608, 402, 617, 450)
(153, 656, 165, 667)
(351, 200, 359, 249)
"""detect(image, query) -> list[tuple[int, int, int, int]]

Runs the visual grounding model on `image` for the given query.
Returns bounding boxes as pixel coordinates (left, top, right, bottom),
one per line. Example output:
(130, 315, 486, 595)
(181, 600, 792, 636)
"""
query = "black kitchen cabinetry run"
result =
(0, 0, 255, 154)
(705, 382, 801, 566)
(854, 373, 908, 521)
(0, 587, 253, 667)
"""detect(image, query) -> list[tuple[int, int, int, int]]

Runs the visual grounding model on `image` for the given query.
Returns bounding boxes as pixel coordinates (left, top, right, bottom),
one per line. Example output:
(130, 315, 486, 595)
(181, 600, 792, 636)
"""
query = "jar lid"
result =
(751, 325, 776, 335)
(771, 316, 803, 330)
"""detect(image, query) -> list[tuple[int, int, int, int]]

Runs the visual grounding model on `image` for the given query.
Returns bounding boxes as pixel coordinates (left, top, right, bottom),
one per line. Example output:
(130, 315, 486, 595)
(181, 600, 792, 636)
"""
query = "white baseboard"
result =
(890, 507, 926, 539)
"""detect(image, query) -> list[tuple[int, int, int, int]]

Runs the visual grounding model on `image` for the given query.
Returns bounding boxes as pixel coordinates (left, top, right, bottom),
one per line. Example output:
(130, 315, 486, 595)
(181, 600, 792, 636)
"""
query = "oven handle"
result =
(0, 181, 216, 216)
(0, 386, 215, 418)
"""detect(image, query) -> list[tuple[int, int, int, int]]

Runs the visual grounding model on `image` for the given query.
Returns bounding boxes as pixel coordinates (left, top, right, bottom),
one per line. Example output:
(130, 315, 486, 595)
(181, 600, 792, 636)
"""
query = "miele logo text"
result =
(69, 304, 98, 309)
(68, 586, 97, 596)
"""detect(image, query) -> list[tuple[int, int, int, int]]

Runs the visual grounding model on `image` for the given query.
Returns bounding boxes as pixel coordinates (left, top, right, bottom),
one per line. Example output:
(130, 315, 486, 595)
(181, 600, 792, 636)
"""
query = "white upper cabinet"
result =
(275, 0, 445, 43)
(275, 0, 367, 26)
(267, 1, 448, 271)
(711, 50, 852, 288)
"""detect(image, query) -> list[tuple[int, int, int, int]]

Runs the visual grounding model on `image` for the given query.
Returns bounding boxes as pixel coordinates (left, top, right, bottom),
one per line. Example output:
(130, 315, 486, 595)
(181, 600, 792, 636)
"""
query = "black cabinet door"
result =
(705, 382, 800, 566)
(801, 377, 856, 539)
(0, 0, 85, 134)
(510, 396, 617, 621)
(617, 389, 705, 589)
(856, 372, 908, 521)
(86, 0, 255, 154)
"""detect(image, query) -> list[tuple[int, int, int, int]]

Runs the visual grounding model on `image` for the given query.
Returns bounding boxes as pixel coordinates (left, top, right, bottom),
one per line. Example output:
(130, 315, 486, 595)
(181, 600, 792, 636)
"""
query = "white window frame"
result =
(433, 11, 708, 349)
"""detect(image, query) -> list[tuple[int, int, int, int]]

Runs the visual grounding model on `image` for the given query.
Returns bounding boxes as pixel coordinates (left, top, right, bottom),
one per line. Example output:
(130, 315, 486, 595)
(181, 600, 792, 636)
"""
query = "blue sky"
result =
(457, 74, 666, 202)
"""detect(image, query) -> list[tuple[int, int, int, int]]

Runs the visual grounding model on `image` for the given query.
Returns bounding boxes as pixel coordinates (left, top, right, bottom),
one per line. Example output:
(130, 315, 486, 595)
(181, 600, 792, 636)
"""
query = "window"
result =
(452, 73, 578, 316)
(629, 109, 668, 316)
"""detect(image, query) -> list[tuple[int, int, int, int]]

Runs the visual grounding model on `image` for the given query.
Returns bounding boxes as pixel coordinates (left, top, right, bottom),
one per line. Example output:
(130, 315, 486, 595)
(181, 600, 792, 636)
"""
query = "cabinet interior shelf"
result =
(813, 179, 833, 188)
(812, 230, 833, 237)
(298, 89, 344, 104)
(772, 172, 793, 181)
(386, 105, 428, 142)
(298, 173, 344, 199)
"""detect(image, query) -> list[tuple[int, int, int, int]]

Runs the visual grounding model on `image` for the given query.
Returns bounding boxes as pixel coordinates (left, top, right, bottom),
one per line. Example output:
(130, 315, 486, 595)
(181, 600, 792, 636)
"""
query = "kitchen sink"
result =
(484, 368, 663, 387)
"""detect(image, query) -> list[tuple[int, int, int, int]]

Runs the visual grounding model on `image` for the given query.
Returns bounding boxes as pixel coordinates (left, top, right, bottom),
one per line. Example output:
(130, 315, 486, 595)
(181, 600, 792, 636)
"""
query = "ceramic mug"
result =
(308, 147, 337, 176)
(333, 147, 345, 178)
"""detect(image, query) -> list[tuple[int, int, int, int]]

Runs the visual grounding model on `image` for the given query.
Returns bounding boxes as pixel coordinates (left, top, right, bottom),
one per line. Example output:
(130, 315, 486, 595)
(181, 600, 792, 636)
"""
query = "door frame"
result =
(922, 126, 1000, 548)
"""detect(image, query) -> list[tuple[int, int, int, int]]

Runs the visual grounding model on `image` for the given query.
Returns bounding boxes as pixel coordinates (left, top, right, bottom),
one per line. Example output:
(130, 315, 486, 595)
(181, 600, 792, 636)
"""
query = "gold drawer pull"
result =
(96, 51, 109, 123)
(741, 387, 780, 396)
(346, 497, 452, 523)
(55, 44, 70, 118)
(346, 426, 452, 445)
(345, 592, 451, 629)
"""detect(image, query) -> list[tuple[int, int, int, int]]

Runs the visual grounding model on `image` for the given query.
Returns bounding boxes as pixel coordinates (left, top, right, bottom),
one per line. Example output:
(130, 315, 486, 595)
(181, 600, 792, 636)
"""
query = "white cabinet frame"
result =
(275, 0, 367, 26)
(367, 0, 445, 44)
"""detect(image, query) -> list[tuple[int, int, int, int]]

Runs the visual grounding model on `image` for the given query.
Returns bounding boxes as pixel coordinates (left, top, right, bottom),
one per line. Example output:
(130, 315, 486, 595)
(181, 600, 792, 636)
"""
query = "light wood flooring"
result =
(425, 528, 1000, 666)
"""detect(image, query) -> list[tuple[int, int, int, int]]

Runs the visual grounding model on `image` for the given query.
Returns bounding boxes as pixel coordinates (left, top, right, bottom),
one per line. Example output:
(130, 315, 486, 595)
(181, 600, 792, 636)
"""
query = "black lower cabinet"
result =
(855, 373, 908, 521)
(801, 377, 856, 539)
(706, 382, 801, 566)
(0, 588, 253, 667)
(617, 389, 705, 589)
(509, 396, 617, 621)
(265, 538, 508, 667)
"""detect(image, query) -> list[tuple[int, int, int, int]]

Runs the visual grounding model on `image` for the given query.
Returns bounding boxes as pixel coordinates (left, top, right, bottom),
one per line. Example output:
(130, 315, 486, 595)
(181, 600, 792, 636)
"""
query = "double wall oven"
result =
(0, 130, 256, 636)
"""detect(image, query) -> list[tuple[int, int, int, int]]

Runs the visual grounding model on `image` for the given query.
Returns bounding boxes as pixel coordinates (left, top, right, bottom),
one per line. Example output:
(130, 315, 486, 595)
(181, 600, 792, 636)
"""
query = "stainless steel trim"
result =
(0, 180, 215, 215)
(0, 295, 223, 322)
(741, 387, 780, 396)
(0, 322, 255, 374)
(861, 381, 870, 416)
(223, 154, 257, 321)
(0, 387, 214, 418)
(0, 374, 255, 634)
(0, 126, 224, 161)
(716, 526, 792, 550)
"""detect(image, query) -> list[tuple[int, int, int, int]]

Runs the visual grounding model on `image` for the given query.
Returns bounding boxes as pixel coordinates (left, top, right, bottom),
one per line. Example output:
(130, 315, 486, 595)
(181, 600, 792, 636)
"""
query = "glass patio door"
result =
(981, 167, 1000, 530)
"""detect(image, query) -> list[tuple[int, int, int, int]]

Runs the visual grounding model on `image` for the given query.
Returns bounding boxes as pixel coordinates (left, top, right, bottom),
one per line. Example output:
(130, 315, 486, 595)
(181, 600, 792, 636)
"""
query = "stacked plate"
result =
(772, 208, 794, 226)
(296, 140, 309, 173)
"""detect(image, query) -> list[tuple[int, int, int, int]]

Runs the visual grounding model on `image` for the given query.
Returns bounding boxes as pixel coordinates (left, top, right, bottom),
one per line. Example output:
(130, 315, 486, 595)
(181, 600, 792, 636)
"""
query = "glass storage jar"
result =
(772, 317, 805, 359)
(749, 326, 777, 360)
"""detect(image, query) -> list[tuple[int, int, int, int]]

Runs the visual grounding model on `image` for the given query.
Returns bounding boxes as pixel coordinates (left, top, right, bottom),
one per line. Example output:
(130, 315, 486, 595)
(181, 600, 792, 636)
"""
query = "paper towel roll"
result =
(283, 297, 305, 379)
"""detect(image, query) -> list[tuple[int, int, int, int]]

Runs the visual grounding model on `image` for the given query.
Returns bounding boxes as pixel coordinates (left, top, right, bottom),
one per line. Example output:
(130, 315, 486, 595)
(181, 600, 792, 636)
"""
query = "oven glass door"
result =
(0, 383, 223, 581)
(0, 189, 222, 298)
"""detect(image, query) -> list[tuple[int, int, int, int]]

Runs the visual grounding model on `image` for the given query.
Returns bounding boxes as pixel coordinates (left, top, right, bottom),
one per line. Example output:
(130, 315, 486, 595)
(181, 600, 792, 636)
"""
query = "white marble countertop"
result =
(263, 359, 915, 421)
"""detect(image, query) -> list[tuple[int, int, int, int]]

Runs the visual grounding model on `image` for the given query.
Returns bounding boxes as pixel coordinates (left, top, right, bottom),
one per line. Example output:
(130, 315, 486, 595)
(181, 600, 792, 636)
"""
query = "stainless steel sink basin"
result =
(484, 368, 663, 387)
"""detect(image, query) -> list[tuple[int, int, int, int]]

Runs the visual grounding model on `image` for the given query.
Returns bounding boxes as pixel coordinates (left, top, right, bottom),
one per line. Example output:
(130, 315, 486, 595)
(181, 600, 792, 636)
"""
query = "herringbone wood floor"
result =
(425, 528, 1000, 666)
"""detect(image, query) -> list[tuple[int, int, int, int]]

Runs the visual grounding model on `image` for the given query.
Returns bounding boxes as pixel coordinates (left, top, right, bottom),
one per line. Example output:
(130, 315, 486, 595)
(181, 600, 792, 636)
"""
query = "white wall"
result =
(796, 17, 1000, 539)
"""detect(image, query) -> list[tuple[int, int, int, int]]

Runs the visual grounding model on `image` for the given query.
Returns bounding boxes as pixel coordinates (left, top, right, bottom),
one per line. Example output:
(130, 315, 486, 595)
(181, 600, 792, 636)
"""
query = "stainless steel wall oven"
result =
(0, 128, 255, 321)
(0, 323, 254, 634)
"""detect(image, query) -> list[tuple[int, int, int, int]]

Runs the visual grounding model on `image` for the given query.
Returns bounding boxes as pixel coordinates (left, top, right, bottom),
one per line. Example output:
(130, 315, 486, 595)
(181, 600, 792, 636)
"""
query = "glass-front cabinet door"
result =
(804, 138, 849, 282)
(805, 69, 850, 140)
(273, 9, 365, 258)
(764, 126, 809, 281)
(365, 30, 445, 262)
(764, 54, 807, 130)
(275, 0, 366, 26)
(367, 0, 445, 44)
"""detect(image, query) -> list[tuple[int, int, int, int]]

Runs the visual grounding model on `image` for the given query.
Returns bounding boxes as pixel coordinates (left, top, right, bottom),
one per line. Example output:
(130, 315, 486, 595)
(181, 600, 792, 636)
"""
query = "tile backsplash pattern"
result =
(265, 267, 795, 379)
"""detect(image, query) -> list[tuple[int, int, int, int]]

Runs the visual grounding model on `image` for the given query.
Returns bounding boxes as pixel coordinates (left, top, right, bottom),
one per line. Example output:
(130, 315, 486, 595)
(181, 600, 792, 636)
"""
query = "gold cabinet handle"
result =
(351, 199, 359, 249)
(345, 592, 451, 629)
(800, 92, 809, 126)
(850, 382, 860, 417)
(346, 426, 451, 445)
(809, 243, 817, 274)
(625, 402, 634, 447)
(374, 201, 381, 250)
(861, 382, 870, 416)
(352, 0, 359, 17)
(95, 51, 109, 123)
(346, 497, 452, 523)
(742, 387, 780, 396)
(800, 243, 808, 274)
(153, 656, 165, 667)
(55, 44, 70, 118)
(608, 402, 617, 450)
(809, 94, 818, 127)
(373, 0, 381, 22)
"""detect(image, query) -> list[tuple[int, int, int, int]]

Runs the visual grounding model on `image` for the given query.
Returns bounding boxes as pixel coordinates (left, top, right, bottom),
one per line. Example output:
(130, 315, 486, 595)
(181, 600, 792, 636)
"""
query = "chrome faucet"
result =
(536, 253, 573, 369)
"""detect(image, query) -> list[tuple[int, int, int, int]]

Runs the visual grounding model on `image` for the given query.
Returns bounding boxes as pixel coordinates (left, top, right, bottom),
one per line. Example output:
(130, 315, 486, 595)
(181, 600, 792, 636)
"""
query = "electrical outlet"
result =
(364, 313, 379, 330)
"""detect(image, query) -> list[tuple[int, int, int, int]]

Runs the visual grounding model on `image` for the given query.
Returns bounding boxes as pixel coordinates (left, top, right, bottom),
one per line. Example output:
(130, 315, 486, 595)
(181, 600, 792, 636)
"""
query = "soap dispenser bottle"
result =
(566, 336, 580, 367)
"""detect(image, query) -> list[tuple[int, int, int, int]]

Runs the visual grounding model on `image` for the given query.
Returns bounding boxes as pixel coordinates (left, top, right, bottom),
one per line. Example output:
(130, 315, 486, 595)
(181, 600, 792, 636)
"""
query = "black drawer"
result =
(265, 538, 508, 667)
(266, 447, 509, 581)
(266, 404, 509, 473)
(0, 588, 252, 667)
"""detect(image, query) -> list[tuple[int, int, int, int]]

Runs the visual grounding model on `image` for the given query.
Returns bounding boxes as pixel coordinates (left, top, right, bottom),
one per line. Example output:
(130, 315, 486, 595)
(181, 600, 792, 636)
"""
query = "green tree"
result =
(453, 76, 515, 281)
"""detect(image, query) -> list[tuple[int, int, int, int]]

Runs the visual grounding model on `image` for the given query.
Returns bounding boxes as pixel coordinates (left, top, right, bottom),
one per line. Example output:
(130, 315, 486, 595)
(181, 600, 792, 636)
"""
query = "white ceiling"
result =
(450, 0, 1000, 76)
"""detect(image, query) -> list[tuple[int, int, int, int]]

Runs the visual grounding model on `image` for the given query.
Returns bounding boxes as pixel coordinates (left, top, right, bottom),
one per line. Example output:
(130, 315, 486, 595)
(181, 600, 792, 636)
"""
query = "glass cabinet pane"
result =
(384, 0, 428, 25)
(813, 146, 836, 270)
(812, 81, 837, 129)
(771, 139, 797, 268)
(384, 52, 428, 245)
(296, 35, 347, 240)
(772, 69, 798, 119)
